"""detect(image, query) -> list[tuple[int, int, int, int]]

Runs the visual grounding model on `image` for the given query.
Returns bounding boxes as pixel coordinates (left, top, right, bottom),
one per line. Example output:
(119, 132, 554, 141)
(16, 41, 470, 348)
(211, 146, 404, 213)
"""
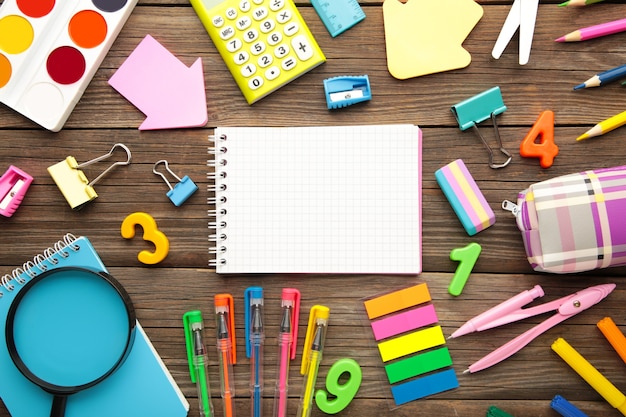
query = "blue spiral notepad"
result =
(0, 234, 189, 417)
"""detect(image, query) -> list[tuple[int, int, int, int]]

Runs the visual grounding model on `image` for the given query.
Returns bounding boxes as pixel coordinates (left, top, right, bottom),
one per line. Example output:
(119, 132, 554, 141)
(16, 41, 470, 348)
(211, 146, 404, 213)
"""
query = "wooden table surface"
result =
(2, 0, 626, 416)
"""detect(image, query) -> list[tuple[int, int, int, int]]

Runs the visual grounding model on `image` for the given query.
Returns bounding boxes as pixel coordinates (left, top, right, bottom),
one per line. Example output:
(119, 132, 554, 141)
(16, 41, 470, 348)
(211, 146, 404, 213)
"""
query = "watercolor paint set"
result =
(0, 0, 137, 131)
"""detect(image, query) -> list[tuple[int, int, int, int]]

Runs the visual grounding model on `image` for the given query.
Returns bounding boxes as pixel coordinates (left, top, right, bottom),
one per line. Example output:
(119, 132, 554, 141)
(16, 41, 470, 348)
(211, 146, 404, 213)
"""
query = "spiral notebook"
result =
(0, 234, 189, 417)
(208, 125, 422, 273)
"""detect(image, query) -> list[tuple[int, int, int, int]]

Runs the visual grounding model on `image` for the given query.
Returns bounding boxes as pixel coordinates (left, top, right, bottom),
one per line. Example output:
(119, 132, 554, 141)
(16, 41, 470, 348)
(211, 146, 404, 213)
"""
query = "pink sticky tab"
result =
(371, 304, 438, 341)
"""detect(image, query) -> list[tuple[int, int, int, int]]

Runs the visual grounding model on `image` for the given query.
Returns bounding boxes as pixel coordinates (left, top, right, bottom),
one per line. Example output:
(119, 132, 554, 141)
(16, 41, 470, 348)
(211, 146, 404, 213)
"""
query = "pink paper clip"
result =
(0, 165, 33, 217)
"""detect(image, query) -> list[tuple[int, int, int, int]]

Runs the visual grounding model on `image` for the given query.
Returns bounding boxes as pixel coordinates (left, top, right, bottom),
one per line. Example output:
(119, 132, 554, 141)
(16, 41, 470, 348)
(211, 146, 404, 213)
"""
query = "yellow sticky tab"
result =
(364, 283, 431, 319)
(47, 156, 98, 210)
(300, 305, 330, 374)
(378, 325, 445, 362)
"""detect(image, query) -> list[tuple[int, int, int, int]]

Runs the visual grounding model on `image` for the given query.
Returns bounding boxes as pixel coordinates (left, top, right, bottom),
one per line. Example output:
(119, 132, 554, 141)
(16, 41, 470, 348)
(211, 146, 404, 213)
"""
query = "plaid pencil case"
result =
(504, 165, 626, 273)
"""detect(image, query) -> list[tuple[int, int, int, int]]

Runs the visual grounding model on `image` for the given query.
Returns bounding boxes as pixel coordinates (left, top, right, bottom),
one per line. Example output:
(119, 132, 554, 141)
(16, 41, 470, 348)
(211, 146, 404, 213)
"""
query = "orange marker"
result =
(598, 317, 626, 364)
(520, 110, 559, 168)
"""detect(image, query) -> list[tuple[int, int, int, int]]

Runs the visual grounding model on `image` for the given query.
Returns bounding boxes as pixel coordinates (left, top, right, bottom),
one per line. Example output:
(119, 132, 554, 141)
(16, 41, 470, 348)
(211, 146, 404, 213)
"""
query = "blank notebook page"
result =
(208, 125, 422, 274)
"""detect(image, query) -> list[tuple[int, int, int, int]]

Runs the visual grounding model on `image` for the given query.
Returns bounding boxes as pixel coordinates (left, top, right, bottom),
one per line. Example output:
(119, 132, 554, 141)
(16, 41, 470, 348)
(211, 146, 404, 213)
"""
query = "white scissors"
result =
(492, 0, 539, 65)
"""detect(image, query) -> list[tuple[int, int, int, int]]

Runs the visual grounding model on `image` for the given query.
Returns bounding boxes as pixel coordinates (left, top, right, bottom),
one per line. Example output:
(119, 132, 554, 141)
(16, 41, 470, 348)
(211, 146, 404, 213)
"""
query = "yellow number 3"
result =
(121, 212, 170, 265)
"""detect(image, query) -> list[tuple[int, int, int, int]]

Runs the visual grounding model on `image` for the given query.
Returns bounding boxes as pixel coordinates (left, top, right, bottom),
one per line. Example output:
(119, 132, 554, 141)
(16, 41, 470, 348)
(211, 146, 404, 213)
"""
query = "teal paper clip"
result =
(324, 75, 371, 110)
(551, 395, 589, 417)
(451, 86, 512, 169)
(153, 160, 198, 206)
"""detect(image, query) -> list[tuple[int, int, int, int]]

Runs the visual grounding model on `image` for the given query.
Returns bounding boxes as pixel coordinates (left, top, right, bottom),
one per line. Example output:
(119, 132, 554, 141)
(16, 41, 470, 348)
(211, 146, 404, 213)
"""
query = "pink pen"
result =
(273, 289, 300, 417)
(464, 283, 615, 373)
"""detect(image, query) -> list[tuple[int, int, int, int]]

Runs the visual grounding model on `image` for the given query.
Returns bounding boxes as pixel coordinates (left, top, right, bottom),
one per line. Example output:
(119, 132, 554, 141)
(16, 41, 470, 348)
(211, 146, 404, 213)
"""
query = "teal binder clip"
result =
(324, 75, 371, 109)
(153, 160, 198, 206)
(451, 86, 512, 169)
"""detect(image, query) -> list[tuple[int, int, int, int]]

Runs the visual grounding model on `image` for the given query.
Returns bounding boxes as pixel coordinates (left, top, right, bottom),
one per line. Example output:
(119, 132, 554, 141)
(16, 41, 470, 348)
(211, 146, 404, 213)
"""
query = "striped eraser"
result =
(435, 159, 495, 236)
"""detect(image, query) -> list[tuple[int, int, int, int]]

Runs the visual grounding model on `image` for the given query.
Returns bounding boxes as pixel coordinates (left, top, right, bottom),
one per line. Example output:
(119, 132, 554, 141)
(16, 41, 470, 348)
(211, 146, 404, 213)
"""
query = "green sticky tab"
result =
(385, 347, 453, 384)
(448, 242, 481, 296)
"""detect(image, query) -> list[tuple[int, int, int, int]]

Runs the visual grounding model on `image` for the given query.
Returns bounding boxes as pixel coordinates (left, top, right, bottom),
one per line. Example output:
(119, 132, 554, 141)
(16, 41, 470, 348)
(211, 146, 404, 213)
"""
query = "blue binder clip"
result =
(153, 160, 198, 206)
(451, 86, 512, 169)
(323, 75, 371, 109)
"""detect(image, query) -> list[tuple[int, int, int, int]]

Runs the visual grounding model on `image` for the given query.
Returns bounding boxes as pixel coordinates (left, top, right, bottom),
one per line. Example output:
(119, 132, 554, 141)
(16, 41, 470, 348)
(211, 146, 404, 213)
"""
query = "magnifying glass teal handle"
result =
(51, 395, 67, 417)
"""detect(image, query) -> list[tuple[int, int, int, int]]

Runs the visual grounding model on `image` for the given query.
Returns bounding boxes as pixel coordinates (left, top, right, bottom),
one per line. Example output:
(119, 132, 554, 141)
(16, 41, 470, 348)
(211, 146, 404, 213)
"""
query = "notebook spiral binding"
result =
(208, 134, 228, 267)
(0, 233, 80, 297)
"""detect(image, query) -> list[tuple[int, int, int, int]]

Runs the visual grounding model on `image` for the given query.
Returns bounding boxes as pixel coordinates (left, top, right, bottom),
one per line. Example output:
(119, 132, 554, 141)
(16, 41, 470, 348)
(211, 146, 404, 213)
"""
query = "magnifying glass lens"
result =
(12, 270, 131, 387)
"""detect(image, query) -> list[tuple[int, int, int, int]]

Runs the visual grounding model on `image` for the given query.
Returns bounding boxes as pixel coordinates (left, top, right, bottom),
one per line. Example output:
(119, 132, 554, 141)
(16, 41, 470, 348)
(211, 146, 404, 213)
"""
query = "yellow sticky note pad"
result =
(378, 325, 446, 362)
(383, 0, 483, 79)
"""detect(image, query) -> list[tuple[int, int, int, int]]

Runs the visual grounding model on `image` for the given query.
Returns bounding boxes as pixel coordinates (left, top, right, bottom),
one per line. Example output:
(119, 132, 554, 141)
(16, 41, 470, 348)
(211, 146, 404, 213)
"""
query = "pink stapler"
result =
(0, 165, 33, 217)
(450, 283, 616, 373)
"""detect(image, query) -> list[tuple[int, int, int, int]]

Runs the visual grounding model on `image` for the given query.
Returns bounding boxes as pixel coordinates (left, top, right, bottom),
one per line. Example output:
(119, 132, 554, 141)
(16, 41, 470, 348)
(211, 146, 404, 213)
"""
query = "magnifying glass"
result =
(5, 267, 136, 417)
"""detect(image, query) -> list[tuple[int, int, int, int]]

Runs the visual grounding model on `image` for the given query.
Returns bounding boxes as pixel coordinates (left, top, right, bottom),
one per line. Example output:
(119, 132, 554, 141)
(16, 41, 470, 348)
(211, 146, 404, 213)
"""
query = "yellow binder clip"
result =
(48, 143, 132, 210)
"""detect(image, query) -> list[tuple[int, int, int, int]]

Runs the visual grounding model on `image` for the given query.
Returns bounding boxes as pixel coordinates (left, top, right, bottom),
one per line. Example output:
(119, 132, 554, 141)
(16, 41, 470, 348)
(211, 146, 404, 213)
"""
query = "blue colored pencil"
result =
(574, 63, 626, 90)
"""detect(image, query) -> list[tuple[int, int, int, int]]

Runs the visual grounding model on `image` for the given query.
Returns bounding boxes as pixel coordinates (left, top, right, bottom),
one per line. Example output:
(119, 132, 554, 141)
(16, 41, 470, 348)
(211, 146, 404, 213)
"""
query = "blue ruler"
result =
(311, 0, 366, 38)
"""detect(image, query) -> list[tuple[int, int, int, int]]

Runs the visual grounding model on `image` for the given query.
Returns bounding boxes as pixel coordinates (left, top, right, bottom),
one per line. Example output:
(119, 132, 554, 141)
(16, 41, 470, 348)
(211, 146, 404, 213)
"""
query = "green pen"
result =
(184, 310, 214, 417)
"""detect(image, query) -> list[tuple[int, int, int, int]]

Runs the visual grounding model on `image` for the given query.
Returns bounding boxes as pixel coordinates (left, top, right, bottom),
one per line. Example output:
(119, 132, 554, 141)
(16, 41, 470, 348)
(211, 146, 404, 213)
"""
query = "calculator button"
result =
(250, 41, 266, 55)
(243, 28, 259, 43)
(236, 16, 252, 30)
(226, 38, 243, 52)
(291, 35, 313, 61)
(212, 15, 225, 28)
(258, 53, 273, 67)
(252, 0, 263, 4)
(268, 31, 282, 45)
(241, 63, 257, 77)
(239, 0, 251, 12)
(234, 51, 250, 65)
(220, 26, 236, 40)
(265, 66, 280, 80)
(274, 44, 289, 58)
(259, 18, 275, 33)
(248, 76, 263, 90)
(276, 10, 291, 24)
(252, 6, 268, 21)
(284, 22, 298, 37)
(269, 0, 285, 11)
(281, 57, 296, 71)
(225, 7, 237, 19)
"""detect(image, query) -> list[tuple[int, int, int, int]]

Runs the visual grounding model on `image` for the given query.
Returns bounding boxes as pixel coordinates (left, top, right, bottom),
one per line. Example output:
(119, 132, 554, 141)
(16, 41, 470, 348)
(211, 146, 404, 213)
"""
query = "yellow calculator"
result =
(191, 0, 326, 104)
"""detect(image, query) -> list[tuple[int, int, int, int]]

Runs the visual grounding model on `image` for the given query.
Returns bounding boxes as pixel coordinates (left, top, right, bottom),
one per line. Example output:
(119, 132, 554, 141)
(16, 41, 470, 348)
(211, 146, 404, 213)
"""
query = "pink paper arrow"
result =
(108, 35, 207, 130)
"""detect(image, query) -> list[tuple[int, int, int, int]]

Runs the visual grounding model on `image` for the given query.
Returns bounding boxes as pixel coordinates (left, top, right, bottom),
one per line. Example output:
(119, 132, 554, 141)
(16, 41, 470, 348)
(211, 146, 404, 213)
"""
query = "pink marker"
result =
(273, 289, 300, 417)
(462, 284, 616, 373)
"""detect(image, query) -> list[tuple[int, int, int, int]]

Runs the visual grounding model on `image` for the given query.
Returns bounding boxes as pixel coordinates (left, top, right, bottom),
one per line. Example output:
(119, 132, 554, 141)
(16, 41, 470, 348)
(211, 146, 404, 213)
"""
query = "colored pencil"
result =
(574, 63, 626, 90)
(556, 17, 626, 42)
(559, 0, 606, 6)
(576, 109, 626, 141)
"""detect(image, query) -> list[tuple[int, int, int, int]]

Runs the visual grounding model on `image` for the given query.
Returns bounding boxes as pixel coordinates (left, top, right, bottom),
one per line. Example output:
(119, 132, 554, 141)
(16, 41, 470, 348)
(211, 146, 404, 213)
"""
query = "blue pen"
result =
(245, 287, 264, 417)
(551, 395, 589, 417)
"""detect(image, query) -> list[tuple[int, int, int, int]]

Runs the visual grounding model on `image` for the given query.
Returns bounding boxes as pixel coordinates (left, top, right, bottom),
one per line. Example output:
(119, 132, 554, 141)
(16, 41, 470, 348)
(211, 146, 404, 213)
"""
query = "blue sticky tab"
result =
(311, 0, 365, 37)
(390, 368, 459, 405)
(244, 286, 263, 358)
(451, 86, 507, 131)
(324, 75, 371, 110)
(166, 176, 198, 206)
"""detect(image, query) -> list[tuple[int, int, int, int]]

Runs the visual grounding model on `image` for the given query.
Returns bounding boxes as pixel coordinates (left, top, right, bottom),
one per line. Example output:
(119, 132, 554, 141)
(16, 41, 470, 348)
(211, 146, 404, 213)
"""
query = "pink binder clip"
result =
(0, 165, 33, 217)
